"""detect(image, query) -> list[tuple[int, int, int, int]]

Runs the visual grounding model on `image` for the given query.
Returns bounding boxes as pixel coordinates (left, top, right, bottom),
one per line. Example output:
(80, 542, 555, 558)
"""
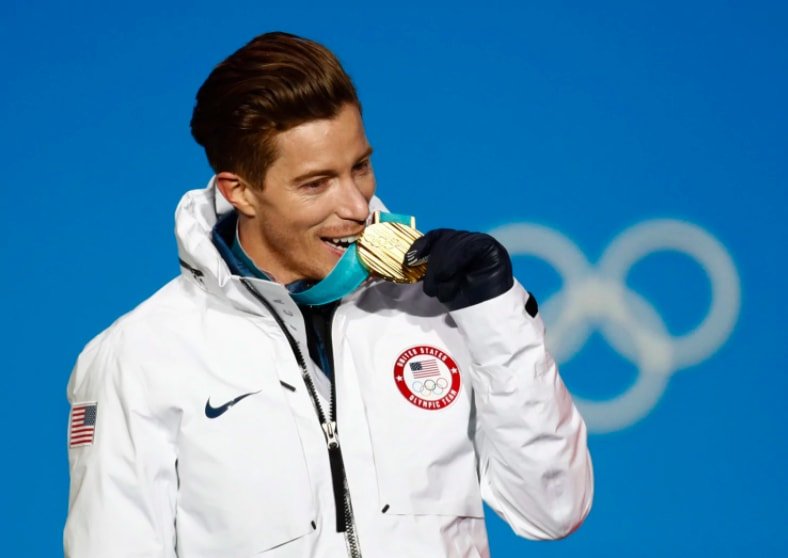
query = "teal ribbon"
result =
(290, 212, 414, 306)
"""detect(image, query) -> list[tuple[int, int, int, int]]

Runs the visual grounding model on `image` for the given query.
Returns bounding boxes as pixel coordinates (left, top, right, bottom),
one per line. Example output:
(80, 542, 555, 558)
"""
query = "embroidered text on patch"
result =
(69, 402, 97, 448)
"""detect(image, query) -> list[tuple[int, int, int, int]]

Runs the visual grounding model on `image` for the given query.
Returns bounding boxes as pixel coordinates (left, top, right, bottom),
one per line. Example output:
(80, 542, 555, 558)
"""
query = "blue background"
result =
(1, 0, 785, 555)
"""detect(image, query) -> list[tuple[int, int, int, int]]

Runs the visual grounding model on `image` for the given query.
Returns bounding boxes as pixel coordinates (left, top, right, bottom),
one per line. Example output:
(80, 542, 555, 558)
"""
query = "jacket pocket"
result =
(359, 343, 485, 519)
(176, 383, 316, 556)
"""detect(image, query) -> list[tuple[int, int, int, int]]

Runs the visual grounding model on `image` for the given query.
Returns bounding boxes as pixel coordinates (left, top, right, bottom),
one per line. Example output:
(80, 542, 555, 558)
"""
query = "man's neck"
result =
(236, 215, 304, 284)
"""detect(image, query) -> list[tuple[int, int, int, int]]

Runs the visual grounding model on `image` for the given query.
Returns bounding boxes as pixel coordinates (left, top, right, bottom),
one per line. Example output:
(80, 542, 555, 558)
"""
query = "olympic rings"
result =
(411, 377, 449, 396)
(489, 219, 740, 433)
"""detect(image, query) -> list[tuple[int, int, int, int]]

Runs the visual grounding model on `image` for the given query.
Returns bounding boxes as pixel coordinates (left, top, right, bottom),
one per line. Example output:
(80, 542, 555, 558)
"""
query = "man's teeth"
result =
(326, 235, 360, 247)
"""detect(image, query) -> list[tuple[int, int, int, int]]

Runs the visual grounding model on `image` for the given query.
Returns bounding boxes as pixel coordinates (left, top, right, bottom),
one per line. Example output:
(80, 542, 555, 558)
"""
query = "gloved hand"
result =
(405, 229, 514, 310)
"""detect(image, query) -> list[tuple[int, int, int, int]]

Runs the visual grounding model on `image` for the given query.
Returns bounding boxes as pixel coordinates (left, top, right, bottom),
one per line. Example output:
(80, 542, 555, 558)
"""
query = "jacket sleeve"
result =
(64, 329, 179, 557)
(449, 281, 593, 540)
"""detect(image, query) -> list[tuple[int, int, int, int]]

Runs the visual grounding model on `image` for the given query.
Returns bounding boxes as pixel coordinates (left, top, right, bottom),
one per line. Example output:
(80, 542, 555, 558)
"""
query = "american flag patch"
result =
(409, 359, 441, 379)
(69, 402, 97, 448)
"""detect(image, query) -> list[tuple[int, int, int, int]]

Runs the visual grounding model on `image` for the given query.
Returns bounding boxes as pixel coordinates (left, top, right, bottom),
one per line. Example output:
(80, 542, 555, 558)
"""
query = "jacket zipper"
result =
(240, 280, 362, 558)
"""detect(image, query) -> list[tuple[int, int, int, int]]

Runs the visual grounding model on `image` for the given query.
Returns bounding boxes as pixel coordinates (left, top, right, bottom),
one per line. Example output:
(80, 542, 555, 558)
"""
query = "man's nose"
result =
(335, 176, 371, 222)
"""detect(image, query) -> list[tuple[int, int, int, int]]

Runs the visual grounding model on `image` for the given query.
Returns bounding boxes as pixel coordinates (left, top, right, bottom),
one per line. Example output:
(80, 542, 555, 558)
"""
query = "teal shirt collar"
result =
(230, 227, 270, 282)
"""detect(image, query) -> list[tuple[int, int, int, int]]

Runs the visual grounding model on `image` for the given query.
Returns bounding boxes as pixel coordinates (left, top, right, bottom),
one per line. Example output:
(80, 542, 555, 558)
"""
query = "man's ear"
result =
(216, 172, 258, 217)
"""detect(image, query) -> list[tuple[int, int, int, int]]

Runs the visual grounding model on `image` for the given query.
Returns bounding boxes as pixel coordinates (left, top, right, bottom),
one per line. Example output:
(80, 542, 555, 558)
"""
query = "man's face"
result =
(241, 103, 375, 284)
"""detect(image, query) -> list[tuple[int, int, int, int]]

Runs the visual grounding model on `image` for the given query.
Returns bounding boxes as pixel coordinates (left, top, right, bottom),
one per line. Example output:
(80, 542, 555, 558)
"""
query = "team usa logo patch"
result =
(394, 346, 461, 410)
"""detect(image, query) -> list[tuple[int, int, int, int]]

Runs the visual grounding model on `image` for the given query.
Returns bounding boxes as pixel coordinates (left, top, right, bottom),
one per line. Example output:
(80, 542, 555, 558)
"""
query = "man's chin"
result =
(287, 248, 345, 284)
(297, 262, 337, 284)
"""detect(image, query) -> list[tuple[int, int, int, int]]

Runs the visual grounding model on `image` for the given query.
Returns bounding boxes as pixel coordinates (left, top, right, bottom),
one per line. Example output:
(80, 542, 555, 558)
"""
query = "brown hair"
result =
(190, 32, 360, 187)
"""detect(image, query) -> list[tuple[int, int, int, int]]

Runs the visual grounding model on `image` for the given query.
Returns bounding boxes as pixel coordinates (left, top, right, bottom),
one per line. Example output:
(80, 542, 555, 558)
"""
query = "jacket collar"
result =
(174, 176, 387, 320)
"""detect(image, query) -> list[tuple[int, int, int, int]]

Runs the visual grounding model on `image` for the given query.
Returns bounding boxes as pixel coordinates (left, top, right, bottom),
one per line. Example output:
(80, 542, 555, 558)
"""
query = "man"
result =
(65, 32, 593, 557)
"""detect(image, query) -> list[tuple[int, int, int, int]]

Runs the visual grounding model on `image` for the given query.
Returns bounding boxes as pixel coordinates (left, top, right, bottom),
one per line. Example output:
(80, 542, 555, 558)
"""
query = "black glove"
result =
(405, 229, 514, 310)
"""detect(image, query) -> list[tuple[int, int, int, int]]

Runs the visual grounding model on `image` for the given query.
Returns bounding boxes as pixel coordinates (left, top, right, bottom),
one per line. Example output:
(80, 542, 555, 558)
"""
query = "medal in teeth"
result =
(357, 212, 427, 284)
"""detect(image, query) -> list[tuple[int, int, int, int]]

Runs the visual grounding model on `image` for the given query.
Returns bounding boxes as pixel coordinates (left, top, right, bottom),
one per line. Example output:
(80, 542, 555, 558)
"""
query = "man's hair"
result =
(190, 32, 360, 187)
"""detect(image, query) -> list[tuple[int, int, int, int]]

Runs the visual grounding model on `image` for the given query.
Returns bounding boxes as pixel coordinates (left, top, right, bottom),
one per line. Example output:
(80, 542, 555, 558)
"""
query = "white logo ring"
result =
(489, 219, 741, 432)
(598, 219, 741, 368)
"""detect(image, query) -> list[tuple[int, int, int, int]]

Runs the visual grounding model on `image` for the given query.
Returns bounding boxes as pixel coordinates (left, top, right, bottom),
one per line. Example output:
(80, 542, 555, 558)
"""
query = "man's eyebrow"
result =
(291, 147, 374, 183)
(357, 146, 374, 161)
(292, 168, 334, 183)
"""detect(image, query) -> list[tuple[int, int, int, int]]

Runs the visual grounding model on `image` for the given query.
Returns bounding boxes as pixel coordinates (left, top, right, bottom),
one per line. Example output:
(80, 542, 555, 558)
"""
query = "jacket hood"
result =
(174, 176, 387, 315)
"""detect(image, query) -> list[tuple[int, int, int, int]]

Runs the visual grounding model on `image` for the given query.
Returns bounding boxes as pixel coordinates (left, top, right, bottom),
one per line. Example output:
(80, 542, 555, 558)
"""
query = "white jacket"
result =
(65, 180, 593, 558)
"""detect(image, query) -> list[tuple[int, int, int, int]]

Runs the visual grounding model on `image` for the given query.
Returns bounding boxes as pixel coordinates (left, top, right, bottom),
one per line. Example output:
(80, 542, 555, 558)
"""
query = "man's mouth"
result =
(322, 234, 361, 254)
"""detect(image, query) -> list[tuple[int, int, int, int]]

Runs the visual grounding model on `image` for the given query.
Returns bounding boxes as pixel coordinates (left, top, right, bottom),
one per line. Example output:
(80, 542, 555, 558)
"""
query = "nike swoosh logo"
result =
(204, 390, 260, 419)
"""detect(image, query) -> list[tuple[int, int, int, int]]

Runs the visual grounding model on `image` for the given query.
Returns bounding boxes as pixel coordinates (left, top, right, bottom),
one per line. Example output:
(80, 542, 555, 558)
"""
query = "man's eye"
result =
(353, 159, 371, 173)
(302, 178, 329, 190)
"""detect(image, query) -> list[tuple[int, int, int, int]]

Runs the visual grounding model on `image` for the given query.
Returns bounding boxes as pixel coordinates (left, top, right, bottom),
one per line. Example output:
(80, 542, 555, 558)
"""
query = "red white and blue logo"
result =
(393, 346, 461, 410)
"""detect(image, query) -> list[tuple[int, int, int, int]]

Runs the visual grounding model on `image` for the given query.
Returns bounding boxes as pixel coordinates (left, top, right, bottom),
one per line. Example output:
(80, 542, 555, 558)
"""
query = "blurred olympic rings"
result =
(489, 219, 740, 433)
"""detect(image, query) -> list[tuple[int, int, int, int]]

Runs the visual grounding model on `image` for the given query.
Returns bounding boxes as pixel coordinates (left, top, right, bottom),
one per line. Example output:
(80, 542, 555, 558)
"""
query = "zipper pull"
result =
(322, 420, 339, 448)
(323, 421, 349, 533)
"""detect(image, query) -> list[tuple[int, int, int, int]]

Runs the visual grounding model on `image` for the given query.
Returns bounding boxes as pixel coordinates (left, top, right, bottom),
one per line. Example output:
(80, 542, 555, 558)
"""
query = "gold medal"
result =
(357, 212, 427, 283)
